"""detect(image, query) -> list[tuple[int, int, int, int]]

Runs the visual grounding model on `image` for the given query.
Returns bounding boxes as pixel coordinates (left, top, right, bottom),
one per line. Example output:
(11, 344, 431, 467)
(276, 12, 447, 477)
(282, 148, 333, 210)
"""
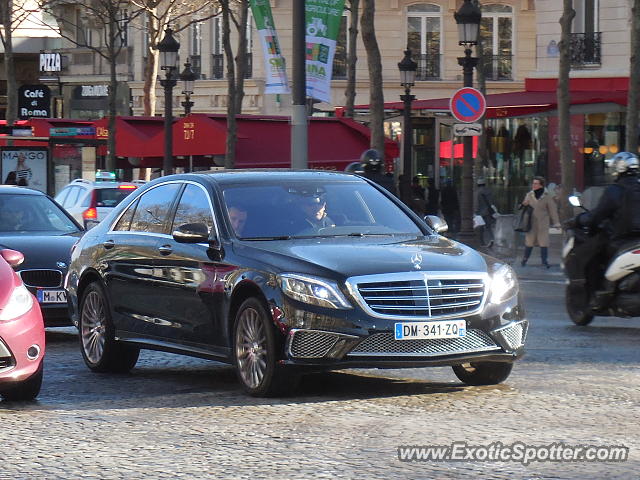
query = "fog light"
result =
(27, 344, 40, 360)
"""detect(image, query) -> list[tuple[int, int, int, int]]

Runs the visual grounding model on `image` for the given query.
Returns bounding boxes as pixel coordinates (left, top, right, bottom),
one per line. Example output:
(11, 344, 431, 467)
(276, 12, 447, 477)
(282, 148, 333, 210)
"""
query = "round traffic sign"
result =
(450, 87, 486, 123)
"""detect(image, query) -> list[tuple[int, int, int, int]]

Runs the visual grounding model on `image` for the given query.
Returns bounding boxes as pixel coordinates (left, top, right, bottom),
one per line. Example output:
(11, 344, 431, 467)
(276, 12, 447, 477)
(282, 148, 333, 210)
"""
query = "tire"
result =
(233, 297, 298, 397)
(452, 362, 514, 386)
(565, 285, 595, 326)
(1, 362, 43, 401)
(79, 282, 139, 373)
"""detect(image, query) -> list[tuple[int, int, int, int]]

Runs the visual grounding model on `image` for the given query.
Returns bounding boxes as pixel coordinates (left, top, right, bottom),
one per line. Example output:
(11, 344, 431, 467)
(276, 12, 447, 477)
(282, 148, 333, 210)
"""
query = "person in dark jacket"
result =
(440, 179, 460, 237)
(425, 178, 439, 216)
(359, 149, 397, 196)
(576, 151, 640, 258)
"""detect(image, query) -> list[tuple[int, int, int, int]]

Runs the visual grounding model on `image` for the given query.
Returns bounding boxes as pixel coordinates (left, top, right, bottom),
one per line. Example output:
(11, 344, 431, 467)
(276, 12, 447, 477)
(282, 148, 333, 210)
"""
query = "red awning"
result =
(172, 114, 228, 156)
(365, 89, 629, 119)
(94, 116, 165, 158)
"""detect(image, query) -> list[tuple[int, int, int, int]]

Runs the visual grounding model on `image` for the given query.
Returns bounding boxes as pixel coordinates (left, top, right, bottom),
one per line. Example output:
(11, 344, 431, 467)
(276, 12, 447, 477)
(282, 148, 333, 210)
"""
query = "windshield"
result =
(221, 180, 424, 239)
(95, 187, 137, 207)
(0, 193, 81, 234)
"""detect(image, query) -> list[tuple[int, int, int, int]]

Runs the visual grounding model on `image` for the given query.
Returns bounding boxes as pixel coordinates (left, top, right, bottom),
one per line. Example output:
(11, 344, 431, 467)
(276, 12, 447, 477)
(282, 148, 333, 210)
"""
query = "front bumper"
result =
(0, 302, 46, 385)
(283, 319, 527, 367)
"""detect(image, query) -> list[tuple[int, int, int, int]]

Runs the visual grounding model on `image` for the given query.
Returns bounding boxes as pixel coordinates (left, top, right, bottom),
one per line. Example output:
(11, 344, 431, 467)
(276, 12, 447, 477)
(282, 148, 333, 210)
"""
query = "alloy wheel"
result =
(81, 290, 107, 365)
(235, 307, 268, 389)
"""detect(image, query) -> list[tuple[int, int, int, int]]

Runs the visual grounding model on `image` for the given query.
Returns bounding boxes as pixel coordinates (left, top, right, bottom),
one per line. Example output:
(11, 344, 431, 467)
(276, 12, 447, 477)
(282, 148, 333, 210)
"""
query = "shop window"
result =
(406, 4, 441, 80)
(480, 4, 513, 81)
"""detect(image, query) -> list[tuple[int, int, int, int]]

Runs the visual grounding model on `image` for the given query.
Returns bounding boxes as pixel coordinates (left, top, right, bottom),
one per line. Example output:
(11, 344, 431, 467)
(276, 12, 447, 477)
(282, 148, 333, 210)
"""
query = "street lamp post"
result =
(180, 61, 197, 115)
(398, 49, 417, 205)
(455, 0, 481, 242)
(157, 28, 180, 176)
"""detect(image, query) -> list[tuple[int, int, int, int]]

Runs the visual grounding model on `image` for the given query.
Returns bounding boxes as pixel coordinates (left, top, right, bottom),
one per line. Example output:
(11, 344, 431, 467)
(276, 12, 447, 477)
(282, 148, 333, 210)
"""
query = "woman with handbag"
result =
(520, 176, 561, 268)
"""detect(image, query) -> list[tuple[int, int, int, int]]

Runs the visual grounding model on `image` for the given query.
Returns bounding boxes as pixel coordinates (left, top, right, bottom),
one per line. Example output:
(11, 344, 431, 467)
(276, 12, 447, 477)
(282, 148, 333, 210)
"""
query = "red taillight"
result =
(83, 207, 97, 220)
(83, 190, 98, 220)
(118, 184, 137, 190)
(633, 250, 640, 254)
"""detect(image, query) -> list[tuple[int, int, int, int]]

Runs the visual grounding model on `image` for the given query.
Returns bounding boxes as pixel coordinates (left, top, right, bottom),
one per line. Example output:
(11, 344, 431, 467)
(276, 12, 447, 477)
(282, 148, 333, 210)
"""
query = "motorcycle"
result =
(563, 195, 640, 325)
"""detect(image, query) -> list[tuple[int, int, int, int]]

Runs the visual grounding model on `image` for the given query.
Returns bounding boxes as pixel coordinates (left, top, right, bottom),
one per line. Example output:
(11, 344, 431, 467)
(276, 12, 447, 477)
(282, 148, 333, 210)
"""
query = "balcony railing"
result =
(414, 54, 441, 81)
(570, 32, 602, 68)
(211, 53, 253, 80)
(481, 54, 513, 81)
(333, 58, 347, 79)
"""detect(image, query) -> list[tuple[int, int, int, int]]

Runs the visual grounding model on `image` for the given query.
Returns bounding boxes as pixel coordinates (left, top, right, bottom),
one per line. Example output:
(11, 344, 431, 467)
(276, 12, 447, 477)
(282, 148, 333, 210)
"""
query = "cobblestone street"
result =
(1, 276, 639, 479)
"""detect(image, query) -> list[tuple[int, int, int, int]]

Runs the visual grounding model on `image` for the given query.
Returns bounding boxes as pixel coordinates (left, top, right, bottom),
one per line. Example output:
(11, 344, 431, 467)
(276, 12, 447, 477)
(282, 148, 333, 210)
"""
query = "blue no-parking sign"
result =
(450, 87, 486, 123)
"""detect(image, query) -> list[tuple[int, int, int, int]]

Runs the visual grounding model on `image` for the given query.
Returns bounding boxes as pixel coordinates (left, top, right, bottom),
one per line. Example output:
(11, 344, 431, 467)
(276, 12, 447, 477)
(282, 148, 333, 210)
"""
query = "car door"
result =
(103, 182, 182, 338)
(152, 182, 230, 352)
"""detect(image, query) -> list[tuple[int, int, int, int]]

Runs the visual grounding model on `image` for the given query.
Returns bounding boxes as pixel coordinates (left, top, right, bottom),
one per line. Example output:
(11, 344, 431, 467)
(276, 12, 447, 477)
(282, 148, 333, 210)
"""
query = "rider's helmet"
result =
(360, 149, 383, 174)
(612, 151, 640, 176)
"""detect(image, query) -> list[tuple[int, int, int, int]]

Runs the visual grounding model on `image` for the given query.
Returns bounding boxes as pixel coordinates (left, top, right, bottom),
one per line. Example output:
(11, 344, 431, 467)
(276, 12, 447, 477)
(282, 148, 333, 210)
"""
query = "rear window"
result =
(96, 187, 136, 208)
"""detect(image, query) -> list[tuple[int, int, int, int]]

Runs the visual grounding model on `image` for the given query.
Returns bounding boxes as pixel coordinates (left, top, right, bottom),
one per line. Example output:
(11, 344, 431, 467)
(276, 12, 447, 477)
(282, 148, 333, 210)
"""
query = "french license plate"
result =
(36, 289, 67, 304)
(394, 320, 466, 340)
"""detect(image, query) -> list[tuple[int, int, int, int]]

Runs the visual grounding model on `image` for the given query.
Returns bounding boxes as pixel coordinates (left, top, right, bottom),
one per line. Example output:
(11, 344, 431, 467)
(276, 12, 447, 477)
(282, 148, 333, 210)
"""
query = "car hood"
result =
(233, 235, 489, 279)
(0, 233, 82, 271)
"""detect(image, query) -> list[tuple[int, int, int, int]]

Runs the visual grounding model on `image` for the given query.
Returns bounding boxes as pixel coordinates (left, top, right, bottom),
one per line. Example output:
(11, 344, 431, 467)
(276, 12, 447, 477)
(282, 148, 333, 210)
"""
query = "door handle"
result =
(103, 240, 115, 249)
(158, 245, 173, 255)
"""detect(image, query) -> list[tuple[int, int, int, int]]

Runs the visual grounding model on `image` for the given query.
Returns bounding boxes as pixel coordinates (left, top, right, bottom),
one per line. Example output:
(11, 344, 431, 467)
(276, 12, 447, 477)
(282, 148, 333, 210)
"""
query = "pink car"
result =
(0, 249, 45, 401)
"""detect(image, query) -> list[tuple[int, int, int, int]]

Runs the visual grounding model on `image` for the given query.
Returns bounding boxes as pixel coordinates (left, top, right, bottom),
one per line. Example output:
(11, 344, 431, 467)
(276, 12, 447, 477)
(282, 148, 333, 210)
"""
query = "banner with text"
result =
(305, 0, 345, 103)
(250, 0, 290, 94)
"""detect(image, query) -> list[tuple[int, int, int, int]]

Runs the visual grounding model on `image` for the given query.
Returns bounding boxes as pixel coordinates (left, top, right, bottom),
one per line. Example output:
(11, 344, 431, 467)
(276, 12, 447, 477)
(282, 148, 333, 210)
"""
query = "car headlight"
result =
(279, 274, 352, 309)
(0, 284, 34, 321)
(490, 264, 518, 304)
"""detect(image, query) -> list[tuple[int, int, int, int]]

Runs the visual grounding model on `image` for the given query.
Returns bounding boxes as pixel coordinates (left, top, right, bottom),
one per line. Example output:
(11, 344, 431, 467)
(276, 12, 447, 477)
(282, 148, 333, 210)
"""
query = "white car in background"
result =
(55, 173, 145, 228)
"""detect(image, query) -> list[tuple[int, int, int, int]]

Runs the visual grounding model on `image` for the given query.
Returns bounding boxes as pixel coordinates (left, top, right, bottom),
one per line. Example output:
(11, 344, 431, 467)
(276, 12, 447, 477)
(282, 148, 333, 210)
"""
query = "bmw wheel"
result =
(79, 282, 139, 373)
(233, 297, 298, 397)
(452, 362, 513, 386)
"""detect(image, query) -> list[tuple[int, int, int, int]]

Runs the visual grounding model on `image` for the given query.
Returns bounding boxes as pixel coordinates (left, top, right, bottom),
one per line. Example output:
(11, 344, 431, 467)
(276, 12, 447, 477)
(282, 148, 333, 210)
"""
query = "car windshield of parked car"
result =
(0, 193, 81, 234)
(222, 180, 424, 239)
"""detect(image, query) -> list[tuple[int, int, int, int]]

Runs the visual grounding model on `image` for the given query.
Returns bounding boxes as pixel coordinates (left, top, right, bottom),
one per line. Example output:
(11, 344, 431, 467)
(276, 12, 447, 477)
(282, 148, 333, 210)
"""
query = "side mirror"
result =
(172, 223, 210, 244)
(568, 195, 582, 207)
(425, 215, 448, 234)
(1, 249, 25, 268)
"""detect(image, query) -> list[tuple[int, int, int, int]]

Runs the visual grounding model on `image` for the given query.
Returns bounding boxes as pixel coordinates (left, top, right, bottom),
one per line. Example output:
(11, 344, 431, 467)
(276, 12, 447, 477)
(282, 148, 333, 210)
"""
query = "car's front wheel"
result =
(233, 297, 298, 397)
(79, 282, 139, 373)
(452, 362, 513, 386)
(1, 362, 43, 401)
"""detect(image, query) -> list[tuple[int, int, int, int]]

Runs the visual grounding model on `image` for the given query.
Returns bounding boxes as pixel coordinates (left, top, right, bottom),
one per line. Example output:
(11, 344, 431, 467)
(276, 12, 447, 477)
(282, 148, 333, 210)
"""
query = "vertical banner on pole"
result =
(305, 0, 346, 103)
(250, 0, 290, 94)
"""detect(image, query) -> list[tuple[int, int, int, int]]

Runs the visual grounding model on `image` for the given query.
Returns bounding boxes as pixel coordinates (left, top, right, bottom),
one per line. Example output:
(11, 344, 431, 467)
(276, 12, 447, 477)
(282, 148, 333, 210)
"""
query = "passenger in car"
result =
(227, 204, 248, 236)
(298, 195, 335, 232)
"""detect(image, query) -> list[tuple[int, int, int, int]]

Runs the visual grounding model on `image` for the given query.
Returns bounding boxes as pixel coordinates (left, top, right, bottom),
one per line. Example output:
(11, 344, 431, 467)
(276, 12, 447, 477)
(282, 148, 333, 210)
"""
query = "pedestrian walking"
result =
(475, 177, 496, 247)
(520, 176, 561, 268)
(440, 179, 460, 237)
(410, 176, 427, 215)
(425, 178, 440, 216)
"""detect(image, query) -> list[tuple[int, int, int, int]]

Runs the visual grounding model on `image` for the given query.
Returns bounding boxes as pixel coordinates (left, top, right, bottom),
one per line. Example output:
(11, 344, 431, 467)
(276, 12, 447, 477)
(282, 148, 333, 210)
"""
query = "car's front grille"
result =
(354, 277, 485, 319)
(19, 269, 63, 288)
(289, 330, 340, 358)
(348, 329, 500, 357)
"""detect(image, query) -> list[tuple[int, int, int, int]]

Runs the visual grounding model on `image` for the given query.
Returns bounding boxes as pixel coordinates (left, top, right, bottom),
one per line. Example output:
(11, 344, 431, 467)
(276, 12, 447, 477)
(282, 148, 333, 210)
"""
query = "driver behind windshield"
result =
(299, 194, 335, 232)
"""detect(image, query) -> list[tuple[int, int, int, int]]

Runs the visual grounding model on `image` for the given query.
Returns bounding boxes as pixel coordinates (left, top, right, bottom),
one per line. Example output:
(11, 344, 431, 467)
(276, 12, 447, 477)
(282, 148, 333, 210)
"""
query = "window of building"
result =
(480, 4, 513, 81)
(211, 16, 223, 79)
(189, 22, 202, 77)
(333, 13, 348, 80)
(571, 0, 601, 67)
(119, 9, 129, 46)
(407, 4, 441, 80)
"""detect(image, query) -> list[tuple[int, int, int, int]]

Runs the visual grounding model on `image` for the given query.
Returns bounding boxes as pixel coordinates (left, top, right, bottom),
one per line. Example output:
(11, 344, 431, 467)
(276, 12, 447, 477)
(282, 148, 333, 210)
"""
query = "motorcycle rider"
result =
(571, 151, 640, 297)
(358, 149, 397, 196)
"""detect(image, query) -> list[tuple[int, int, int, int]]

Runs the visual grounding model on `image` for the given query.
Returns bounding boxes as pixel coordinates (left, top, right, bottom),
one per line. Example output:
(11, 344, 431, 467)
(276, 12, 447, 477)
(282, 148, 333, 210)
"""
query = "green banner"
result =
(305, 0, 346, 103)
(250, 0, 290, 94)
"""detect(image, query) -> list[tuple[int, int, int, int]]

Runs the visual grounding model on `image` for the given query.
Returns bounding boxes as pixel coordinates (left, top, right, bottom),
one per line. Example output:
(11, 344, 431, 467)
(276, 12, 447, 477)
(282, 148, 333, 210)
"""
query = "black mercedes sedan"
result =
(0, 186, 83, 326)
(65, 171, 527, 396)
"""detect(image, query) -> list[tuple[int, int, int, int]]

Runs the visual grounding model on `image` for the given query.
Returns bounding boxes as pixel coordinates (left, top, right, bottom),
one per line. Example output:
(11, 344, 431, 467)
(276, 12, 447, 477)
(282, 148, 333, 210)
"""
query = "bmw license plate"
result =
(394, 320, 466, 340)
(37, 289, 67, 304)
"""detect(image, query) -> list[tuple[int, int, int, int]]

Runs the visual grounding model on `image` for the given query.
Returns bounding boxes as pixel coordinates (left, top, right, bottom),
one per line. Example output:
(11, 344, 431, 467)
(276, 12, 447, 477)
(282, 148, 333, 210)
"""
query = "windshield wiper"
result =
(242, 235, 292, 241)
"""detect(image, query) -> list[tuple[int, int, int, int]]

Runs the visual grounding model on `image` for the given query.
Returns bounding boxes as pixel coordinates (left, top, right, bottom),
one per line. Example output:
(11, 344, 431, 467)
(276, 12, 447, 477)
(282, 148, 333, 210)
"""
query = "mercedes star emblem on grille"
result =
(411, 253, 423, 270)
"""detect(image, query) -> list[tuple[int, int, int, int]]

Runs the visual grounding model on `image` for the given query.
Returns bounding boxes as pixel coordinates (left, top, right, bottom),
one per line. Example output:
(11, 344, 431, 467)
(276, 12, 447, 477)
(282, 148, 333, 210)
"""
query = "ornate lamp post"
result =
(398, 49, 418, 205)
(180, 61, 197, 115)
(156, 28, 180, 176)
(454, 0, 482, 241)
